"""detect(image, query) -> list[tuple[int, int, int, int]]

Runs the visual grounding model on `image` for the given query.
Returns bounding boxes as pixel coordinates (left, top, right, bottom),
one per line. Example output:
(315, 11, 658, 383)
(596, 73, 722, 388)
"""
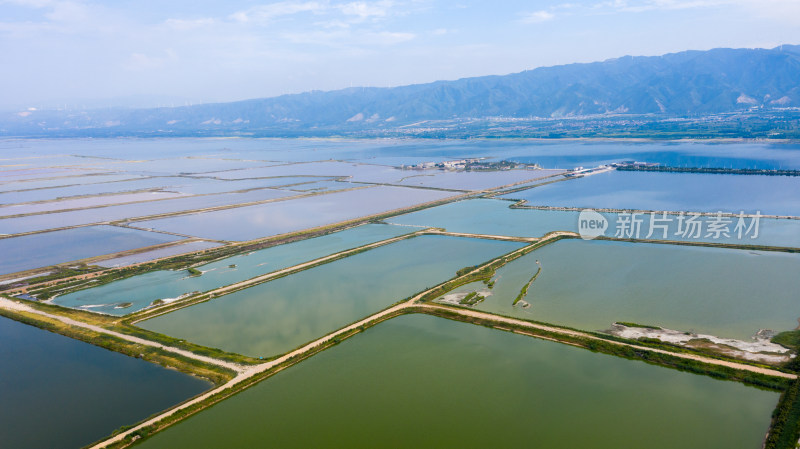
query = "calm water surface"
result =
(0, 316, 210, 449)
(0, 188, 296, 234)
(502, 170, 800, 216)
(134, 185, 456, 241)
(0, 225, 181, 275)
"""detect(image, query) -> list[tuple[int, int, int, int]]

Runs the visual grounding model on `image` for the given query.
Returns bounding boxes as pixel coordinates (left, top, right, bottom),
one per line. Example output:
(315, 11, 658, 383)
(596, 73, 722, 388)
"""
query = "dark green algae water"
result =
(135, 314, 777, 449)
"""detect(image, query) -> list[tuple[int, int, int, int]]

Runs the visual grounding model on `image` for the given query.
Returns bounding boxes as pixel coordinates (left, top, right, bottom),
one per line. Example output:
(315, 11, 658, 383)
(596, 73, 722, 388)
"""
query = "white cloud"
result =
(339, 1, 393, 20)
(280, 28, 414, 47)
(43, 0, 89, 22)
(1, 0, 93, 22)
(0, 0, 55, 8)
(591, 0, 727, 12)
(587, 0, 800, 23)
(316, 19, 351, 28)
(368, 30, 415, 44)
(229, 1, 327, 23)
(520, 10, 555, 23)
(164, 18, 215, 31)
(226, 1, 402, 27)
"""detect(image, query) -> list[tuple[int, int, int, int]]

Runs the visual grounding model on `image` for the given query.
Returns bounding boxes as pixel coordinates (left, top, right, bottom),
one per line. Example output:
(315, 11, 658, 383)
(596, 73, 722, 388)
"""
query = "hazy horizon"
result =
(2, 0, 800, 111)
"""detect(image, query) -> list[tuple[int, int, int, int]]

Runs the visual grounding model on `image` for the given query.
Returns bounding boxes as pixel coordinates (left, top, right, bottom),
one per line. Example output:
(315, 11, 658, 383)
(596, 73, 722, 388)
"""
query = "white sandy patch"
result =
(0, 272, 52, 285)
(438, 289, 492, 306)
(150, 292, 197, 307)
(609, 324, 792, 363)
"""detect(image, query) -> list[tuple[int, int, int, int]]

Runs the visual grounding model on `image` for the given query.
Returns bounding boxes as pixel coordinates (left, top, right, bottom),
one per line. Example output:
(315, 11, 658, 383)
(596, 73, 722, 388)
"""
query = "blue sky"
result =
(1, 0, 798, 110)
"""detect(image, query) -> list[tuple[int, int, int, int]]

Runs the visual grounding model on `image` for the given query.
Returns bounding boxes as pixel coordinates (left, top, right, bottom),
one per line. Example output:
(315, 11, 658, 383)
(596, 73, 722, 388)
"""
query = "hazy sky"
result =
(1, 0, 799, 110)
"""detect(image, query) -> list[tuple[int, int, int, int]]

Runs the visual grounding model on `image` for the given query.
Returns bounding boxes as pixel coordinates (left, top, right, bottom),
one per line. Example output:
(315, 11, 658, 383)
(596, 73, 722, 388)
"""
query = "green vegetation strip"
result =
(614, 321, 661, 330)
(459, 291, 485, 306)
(512, 266, 541, 306)
(764, 330, 800, 449)
(764, 378, 800, 448)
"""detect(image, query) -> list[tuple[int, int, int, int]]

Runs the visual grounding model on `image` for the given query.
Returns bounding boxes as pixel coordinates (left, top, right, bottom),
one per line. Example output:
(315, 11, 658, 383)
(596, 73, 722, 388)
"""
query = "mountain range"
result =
(3, 45, 800, 137)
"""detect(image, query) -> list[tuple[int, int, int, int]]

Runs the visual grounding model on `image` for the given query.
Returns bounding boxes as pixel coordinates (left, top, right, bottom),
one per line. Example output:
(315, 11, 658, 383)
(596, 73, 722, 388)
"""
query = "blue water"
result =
(133, 186, 454, 241)
(0, 188, 295, 235)
(0, 225, 181, 275)
(501, 170, 800, 216)
(4, 138, 800, 169)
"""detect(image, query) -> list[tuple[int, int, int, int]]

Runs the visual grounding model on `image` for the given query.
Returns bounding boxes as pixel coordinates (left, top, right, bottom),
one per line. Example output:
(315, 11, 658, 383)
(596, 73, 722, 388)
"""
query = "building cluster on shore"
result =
(403, 159, 481, 170)
(403, 159, 541, 171)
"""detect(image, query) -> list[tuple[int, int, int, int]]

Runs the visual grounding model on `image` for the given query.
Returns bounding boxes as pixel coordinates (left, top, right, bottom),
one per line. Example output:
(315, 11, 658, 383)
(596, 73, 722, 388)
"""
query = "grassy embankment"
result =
(763, 330, 800, 448)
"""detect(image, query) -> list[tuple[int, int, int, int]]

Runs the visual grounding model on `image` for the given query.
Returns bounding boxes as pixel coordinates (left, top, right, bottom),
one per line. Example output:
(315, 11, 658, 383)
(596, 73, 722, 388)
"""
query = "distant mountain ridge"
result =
(3, 45, 800, 136)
